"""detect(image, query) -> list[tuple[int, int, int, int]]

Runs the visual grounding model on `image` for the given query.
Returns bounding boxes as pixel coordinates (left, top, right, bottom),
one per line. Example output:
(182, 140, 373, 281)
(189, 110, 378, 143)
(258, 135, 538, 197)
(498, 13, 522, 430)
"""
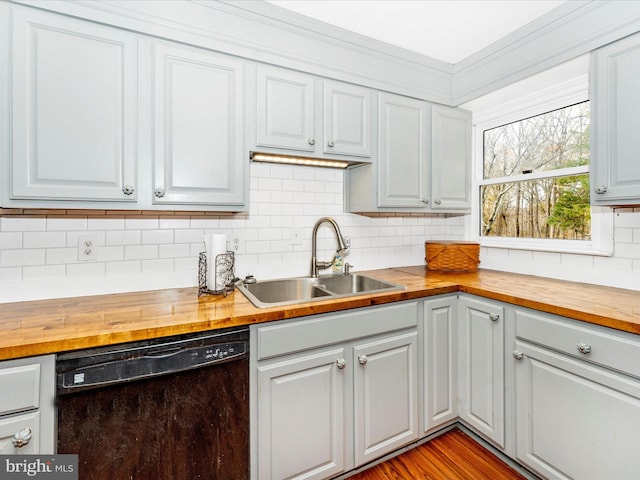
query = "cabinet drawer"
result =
(514, 308, 640, 379)
(257, 301, 418, 360)
(0, 411, 40, 454)
(0, 364, 40, 416)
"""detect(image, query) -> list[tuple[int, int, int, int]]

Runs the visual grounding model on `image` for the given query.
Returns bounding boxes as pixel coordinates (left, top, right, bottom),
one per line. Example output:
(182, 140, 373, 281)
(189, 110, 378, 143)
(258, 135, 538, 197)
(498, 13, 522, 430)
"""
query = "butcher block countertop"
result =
(1, 267, 639, 361)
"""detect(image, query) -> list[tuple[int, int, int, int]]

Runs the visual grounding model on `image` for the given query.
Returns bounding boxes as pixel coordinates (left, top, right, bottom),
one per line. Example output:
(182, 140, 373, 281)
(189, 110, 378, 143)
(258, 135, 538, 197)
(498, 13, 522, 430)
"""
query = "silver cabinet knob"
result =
(308, 139, 316, 146)
(12, 428, 32, 448)
(434, 199, 442, 205)
(122, 185, 135, 196)
(327, 141, 335, 148)
(358, 354, 368, 366)
(577, 342, 592, 354)
(512, 350, 524, 361)
(489, 313, 500, 322)
(421, 198, 430, 204)
(154, 187, 166, 198)
(336, 358, 346, 370)
(594, 186, 608, 195)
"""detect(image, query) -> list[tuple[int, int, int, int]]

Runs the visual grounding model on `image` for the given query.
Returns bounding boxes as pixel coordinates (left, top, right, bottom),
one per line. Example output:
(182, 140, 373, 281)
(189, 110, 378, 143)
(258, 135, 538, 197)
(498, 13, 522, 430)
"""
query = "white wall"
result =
(478, 207, 640, 291)
(0, 163, 465, 303)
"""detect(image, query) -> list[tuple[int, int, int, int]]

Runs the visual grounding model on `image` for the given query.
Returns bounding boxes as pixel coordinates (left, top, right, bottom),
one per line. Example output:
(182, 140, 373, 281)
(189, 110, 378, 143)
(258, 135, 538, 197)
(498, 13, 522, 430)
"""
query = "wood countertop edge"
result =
(1, 268, 639, 360)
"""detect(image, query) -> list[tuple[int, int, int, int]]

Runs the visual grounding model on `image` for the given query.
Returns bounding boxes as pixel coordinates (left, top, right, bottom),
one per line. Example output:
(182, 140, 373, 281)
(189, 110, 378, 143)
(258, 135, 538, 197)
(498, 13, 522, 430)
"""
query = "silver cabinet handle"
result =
(577, 342, 592, 355)
(327, 141, 335, 148)
(122, 185, 135, 196)
(490, 313, 500, 322)
(358, 354, 368, 366)
(308, 139, 316, 146)
(336, 358, 346, 370)
(154, 187, 166, 198)
(434, 199, 442, 205)
(512, 350, 524, 361)
(594, 186, 608, 195)
(12, 428, 32, 448)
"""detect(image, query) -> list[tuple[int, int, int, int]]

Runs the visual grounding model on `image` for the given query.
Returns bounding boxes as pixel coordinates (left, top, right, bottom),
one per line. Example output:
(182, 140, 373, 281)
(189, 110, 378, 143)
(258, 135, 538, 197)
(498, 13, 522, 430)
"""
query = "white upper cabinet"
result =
(256, 67, 315, 152)
(150, 42, 245, 206)
(323, 81, 372, 157)
(345, 93, 471, 213)
(431, 105, 472, 210)
(10, 8, 137, 203)
(377, 92, 431, 208)
(254, 65, 373, 161)
(591, 32, 640, 205)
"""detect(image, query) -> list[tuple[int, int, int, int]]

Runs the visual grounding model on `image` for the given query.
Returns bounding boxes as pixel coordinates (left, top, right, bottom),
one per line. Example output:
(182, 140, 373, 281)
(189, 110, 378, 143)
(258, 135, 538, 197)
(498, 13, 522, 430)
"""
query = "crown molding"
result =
(6, 0, 640, 106)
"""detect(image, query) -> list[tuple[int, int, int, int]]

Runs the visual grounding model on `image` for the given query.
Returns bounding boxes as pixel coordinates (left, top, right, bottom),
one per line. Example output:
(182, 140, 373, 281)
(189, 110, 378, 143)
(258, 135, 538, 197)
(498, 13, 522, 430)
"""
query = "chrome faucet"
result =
(310, 217, 349, 277)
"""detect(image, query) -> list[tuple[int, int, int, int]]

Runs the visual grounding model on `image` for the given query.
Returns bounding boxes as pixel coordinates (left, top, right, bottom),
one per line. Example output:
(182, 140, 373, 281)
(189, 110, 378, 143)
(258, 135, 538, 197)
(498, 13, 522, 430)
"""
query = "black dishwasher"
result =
(56, 326, 249, 480)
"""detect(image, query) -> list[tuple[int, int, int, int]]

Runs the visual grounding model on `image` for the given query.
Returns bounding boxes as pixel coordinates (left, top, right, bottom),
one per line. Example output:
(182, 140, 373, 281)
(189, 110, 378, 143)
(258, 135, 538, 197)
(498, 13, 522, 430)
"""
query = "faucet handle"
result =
(344, 263, 353, 275)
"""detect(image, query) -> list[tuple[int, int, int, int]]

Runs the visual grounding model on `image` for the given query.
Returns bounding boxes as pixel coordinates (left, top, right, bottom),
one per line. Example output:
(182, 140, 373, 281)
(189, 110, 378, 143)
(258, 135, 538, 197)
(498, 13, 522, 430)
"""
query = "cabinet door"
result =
(256, 67, 315, 152)
(458, 296, 505, 447)
(11, 9, 136, 202)
(423, 297, 458, 433)
(514, 340, 640, 480)
(323, 81, 372, 157)
(591, 32, 640, 204)
(152, 43, 245, 206)
(377, 93, 430, 208)
(0, 412, 40, 454)
(431, 105, 472, 210)
(353, 330, 418, 466)
(257, 347, 348, 480)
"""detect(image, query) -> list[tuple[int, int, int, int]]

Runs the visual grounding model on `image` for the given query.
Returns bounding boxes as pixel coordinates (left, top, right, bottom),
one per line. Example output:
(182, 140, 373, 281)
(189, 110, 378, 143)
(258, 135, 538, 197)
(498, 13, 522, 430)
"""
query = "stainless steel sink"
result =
(237, 274, 405, 308)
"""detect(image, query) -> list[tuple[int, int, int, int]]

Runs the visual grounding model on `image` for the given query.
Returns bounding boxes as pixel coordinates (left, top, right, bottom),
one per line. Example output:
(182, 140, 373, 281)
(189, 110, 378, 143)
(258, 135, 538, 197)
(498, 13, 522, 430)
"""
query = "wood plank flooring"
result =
(348, 429, 528, 480)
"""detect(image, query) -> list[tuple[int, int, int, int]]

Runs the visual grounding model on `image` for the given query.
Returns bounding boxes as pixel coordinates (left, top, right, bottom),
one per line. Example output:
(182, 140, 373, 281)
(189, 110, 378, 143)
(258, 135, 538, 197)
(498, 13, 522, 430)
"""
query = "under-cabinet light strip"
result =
(250, 151, 352, 169)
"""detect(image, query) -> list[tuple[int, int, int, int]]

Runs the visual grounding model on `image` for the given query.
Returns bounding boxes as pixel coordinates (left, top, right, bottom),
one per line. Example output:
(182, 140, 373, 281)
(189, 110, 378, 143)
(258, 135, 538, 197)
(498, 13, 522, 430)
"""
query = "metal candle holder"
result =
(198, 251, 236, 297)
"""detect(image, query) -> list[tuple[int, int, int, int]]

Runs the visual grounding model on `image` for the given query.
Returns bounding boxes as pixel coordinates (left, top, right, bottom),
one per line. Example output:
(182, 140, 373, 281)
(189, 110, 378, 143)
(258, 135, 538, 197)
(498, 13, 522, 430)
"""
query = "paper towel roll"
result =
(205, 233, 227, 290)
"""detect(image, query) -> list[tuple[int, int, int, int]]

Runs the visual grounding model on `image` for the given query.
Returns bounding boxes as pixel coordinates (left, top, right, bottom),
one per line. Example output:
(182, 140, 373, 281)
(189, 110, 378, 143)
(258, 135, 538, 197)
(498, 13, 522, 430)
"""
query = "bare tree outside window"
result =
(481, 101, 590, 240)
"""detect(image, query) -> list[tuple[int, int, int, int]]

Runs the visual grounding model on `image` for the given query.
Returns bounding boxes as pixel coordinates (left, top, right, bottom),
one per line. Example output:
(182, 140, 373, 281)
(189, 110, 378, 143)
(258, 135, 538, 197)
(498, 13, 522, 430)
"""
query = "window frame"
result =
(468, 73, 613, 256)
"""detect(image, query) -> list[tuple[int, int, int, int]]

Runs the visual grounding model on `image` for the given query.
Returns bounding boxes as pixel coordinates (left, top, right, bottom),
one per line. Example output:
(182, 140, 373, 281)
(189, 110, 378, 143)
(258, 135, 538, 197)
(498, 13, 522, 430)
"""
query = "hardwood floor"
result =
(348, 429, 528, 480)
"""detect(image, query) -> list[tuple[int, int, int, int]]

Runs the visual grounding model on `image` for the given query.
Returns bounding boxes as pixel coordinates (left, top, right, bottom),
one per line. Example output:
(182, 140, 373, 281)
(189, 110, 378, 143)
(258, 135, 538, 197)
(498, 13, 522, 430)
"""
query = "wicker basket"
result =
(425, 241, 480, 272)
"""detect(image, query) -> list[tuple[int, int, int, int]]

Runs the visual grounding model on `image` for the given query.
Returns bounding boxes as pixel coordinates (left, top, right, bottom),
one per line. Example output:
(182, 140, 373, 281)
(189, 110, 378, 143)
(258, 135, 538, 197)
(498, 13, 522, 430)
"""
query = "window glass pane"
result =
(481, 174, 591, 240)
(483, 101, 590, 180)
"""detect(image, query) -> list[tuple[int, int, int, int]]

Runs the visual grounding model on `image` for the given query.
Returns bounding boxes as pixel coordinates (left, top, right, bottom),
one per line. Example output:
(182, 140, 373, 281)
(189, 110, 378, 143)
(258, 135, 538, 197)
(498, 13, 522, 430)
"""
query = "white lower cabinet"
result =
(422, 296, 458, 433)
(513, 340, 640, 480)
(353, 331, 419, 466)
(458, 295, 505, 448)
(257, 347, 347, 480)
(0, 355, 55, 454)
(512, 307, 640, 480)
(252, 301, 419, 480)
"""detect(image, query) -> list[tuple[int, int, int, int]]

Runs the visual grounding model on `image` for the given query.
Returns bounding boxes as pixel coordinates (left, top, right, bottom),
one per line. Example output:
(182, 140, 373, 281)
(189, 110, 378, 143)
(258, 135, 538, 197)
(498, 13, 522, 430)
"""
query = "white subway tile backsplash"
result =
(46, 248, 78, 265)
(23, 232, 66, 249)
(159, 244, 190, 259)
(66, 262, 106, 277)
(1, 217, 45, 232)
(23, 265, 66, 280)
(1, 249, 45, 267)
(106, 230, 142, 246)
(0, 232, 22, 249)
(125, 245, 158, 261)
(141, 230, 174, 245)
(46, 218, 88, 231)
(4, 163, 640, 301)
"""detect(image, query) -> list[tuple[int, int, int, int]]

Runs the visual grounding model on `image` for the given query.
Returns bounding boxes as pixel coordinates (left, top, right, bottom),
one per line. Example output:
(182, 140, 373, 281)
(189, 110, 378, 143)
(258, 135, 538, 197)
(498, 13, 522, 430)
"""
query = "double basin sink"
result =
(237, 273, 405, 308)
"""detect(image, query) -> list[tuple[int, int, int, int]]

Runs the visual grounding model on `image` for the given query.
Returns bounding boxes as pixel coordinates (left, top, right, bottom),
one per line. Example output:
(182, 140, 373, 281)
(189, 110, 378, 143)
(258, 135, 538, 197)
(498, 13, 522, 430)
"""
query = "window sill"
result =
(480, 238, 613, 257)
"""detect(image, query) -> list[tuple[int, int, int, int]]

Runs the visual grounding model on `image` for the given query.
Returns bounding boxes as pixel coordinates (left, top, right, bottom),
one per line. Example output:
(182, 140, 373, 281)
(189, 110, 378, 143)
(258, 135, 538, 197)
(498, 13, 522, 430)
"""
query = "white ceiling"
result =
(267, 0, 566, 64)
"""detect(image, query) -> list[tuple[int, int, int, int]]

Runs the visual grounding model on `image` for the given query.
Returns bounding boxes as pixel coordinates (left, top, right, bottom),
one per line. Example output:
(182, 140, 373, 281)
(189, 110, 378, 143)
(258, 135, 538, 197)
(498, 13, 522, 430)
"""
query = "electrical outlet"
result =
(78, 235, 100, 261)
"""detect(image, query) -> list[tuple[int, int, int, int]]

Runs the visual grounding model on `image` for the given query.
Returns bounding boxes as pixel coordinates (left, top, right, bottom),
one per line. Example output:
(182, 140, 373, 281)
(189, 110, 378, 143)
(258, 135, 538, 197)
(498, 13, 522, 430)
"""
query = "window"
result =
(467, 57, 613, 255)
(481, 101, 590, 240)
